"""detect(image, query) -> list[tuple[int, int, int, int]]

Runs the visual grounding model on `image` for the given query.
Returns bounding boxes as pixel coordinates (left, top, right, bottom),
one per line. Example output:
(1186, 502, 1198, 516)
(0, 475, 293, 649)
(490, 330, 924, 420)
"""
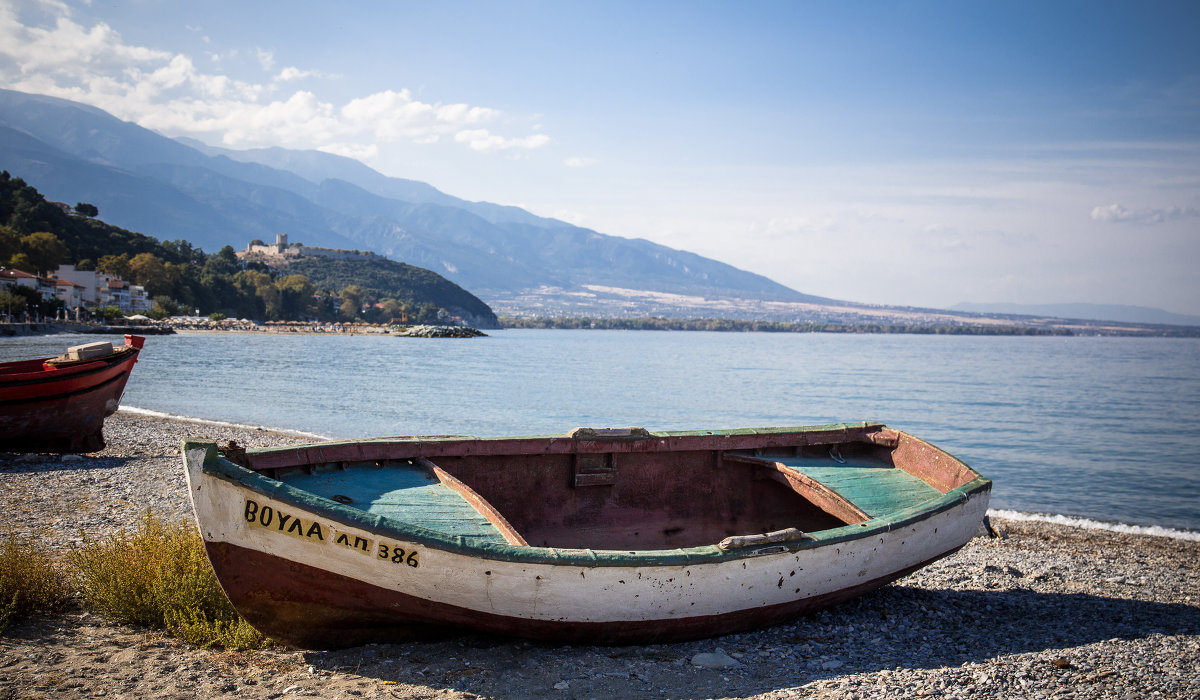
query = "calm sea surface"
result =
(4, 330, 1198, 532)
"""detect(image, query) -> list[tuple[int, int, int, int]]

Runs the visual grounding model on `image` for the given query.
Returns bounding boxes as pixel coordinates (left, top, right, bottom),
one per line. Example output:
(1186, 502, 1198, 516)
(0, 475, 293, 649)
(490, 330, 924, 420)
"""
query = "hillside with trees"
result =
(285, 257, 496, 327)
(0, 171, 498, 327)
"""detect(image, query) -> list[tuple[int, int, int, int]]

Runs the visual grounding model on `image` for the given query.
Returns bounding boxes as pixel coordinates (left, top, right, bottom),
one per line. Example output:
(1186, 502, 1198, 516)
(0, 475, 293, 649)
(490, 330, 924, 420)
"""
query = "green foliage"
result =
(287, 257, 497, 325)
(1, 284, 61, 319)
(69, 512, 270, 649)
(148, 295, 180, 320)
(6, 251, 34, 273)
(98, 305, 124, 323)
(209, 312, 227, 321)
(0, 224, 18, 262)
(0, 530, 70, 633)
(0, 289, 26, 317)
(96, 253, 132, 278)
(0, 171, 498, 326)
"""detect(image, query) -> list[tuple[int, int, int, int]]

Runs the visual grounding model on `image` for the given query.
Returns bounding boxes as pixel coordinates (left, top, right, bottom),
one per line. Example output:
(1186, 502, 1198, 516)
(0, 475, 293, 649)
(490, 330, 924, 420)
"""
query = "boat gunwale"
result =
(0, 346, 140, 389)
(184, 424, 992, 568)
(223, 423, 896, 471)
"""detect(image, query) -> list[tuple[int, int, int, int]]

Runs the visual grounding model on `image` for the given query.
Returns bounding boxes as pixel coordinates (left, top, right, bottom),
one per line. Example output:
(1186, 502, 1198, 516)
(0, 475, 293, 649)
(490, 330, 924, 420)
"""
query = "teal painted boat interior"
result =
(761, 454, 944, 517)
(281, 463, 512, 545)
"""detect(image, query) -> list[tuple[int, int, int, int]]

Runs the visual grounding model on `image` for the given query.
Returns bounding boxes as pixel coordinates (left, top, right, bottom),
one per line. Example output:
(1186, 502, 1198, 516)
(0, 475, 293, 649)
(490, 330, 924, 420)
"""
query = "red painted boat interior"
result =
(429, 448, 854, 550)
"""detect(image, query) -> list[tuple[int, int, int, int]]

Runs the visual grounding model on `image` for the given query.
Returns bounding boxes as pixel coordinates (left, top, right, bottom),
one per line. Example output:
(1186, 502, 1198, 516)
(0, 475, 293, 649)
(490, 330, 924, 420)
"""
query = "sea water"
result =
(3, 330, 1198, 534)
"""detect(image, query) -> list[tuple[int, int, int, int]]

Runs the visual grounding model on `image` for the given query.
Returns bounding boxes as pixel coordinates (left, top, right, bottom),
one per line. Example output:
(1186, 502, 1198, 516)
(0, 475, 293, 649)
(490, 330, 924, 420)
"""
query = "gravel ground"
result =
(0, 411, 1197, 699)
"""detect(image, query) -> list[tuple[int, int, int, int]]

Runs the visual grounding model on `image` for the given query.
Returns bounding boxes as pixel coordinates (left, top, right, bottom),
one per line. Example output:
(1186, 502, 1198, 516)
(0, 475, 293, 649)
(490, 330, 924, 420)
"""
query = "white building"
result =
(1, 268, 40, 291)
(52, 265, 152, 312)
(51, 279, 85, 308)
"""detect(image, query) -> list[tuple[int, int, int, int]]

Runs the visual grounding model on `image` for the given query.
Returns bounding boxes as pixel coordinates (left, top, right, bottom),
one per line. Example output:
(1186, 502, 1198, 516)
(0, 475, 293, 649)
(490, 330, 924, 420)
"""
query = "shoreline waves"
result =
(0, 412, 1196, 698)
(988, 508, 1200, 543)
(117, 405, 334, 441)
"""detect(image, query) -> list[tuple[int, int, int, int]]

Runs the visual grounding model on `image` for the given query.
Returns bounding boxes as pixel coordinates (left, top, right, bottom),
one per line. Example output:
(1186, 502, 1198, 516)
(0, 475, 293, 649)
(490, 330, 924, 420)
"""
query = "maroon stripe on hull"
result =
(206, 541, 954, 649)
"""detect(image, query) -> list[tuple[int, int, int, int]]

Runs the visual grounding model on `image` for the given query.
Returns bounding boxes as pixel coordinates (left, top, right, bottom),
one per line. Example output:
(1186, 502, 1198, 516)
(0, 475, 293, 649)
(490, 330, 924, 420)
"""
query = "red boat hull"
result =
(0, 335, 144, 453)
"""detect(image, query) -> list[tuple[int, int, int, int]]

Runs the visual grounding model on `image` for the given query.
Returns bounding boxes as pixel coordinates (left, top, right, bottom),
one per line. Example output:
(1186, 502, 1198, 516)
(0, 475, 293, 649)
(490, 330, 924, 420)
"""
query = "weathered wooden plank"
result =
(771, 456, 942, 517)
(280, 464, 512, 545)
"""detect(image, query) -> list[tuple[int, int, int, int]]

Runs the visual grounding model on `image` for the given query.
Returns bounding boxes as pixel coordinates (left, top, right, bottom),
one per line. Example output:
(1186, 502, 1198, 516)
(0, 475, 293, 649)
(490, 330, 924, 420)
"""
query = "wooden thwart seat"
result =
(725, 451, 943, 521)
(280, 459, 527, 546)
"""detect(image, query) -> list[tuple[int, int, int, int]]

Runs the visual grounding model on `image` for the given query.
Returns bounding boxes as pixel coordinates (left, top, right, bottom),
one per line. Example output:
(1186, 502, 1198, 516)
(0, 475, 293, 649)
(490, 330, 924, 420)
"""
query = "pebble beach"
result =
(1, 411, 1197, 699)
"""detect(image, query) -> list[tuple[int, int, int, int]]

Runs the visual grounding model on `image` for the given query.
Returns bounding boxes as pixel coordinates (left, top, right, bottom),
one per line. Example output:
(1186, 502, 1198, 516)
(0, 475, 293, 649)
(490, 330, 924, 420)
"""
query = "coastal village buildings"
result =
(52, 265, 151, 313)
(0, 264, 151, 316)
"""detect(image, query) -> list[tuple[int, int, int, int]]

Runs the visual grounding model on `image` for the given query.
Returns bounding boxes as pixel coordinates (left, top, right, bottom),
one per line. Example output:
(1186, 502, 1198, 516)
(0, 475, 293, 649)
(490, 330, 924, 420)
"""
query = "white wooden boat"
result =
(183, 422, 991, 648)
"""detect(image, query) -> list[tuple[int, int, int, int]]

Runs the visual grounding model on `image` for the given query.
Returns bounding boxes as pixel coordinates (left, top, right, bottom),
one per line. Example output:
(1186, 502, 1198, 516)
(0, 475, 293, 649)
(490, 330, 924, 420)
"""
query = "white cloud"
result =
(1090, 203, 1199, 224)
(0, 3, 550, 157)
(565, 157, 597, 168)
(274, 66, 315, 82)
(455, 129, 551, 152)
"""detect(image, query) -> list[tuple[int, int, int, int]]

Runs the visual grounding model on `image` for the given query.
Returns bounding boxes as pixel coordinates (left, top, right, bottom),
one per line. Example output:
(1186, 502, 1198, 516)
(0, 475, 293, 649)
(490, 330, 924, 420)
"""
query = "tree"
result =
(379, 298, 407, 323)
(275, 274, 316, 319)
(129, 253, 177, 296)
(97, 253, 132, 279)
(18, 231, 68, 275)
(0, 289, 27, 319)
(339, 285, 363, 320)
(203, 245, 241, 278)
(0, 225, 19, 264)
(7, 252, 35, 273)
(74, 202, 98, 218)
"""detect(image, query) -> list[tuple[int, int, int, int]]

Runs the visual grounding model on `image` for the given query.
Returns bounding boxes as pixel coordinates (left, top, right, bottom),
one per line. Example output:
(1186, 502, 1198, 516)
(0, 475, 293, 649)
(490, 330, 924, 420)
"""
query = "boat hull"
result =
(203, 539, 961, 648)
(0, 336, 143, 453)
(183, 427, 991, 648)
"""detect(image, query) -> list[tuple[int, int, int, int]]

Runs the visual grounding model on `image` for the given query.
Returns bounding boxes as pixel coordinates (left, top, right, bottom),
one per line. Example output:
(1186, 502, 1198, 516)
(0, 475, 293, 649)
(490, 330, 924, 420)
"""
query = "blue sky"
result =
(2, 0, 1198, 313)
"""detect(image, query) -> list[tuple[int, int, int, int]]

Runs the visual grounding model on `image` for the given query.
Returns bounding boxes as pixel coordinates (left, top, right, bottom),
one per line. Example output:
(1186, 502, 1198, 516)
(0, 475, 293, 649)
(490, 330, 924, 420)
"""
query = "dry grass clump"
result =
(70, 511, 270, 649)
(0, 530, 71, 632)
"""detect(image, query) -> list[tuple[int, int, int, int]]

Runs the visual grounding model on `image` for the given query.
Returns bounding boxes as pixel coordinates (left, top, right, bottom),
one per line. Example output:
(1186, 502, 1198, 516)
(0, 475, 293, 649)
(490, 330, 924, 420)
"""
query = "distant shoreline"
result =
(499, 316, 1200, 337)
(5, 317, 1199, 338)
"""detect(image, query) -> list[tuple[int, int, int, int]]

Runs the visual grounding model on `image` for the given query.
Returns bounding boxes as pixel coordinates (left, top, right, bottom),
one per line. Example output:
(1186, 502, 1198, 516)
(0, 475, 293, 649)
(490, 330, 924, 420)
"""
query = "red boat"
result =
(0, 335, 145, 453)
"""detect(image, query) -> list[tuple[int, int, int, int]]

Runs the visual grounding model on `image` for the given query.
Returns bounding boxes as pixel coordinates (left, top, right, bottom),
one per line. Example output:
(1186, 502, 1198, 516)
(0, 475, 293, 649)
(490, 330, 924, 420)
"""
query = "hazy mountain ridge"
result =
(0, 88, 808, 306)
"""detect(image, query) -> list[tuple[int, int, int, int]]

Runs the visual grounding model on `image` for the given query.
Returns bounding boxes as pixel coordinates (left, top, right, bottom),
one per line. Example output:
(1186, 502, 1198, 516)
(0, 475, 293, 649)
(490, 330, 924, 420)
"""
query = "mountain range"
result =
(0, 88, 1195, 329)
(0, 88, 822, 311)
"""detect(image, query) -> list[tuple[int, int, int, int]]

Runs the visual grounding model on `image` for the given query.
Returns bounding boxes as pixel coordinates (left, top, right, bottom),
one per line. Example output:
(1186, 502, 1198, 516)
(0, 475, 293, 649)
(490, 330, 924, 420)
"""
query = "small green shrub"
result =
(70, 512, 270, 649)
(0, 530, 70, 633)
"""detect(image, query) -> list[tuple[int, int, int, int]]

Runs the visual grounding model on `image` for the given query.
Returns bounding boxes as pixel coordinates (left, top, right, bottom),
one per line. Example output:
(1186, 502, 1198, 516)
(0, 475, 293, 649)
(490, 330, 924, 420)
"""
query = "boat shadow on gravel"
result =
(298, 585, 1199, 698)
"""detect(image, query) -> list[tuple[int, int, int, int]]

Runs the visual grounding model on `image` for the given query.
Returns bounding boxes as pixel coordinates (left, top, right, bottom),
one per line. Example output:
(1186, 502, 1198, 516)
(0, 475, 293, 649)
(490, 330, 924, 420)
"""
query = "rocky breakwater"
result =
(393, 324, 487, 338)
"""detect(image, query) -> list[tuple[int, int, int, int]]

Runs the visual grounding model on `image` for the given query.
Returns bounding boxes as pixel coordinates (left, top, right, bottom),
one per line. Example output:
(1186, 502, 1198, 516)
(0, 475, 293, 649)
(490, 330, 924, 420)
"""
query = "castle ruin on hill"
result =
(236, 234, 384, 266)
